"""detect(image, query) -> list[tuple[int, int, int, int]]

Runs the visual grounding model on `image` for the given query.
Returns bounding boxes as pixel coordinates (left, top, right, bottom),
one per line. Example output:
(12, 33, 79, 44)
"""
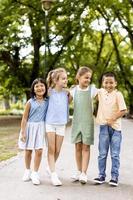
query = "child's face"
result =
(56, 72, 68, 88)
(78, 72, 92, 89)
(34, 82, 46, 97)
(102, 76, 117, 93)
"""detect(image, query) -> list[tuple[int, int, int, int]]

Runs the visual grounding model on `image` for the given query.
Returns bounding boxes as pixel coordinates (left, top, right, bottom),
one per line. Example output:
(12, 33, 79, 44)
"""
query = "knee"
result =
(48, 146, 55, 155)
(25, 150, 32, 157)
(76, 143, 82, 152)
(111, 153, 119, 160)
(55, 150, 60, 157)
(99, 151, 108, 159)
(82, 145, 90, 152)
(36, 149, 43, 157)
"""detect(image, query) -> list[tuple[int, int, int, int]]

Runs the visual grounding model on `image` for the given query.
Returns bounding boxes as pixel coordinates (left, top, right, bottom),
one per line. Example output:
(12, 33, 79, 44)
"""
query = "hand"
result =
(20, 132, 26, 143)
(106, 118, 116, 126)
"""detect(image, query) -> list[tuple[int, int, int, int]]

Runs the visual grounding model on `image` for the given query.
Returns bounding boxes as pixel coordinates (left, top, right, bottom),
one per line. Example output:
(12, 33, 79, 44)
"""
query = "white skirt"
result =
(18, 122, 45, 150)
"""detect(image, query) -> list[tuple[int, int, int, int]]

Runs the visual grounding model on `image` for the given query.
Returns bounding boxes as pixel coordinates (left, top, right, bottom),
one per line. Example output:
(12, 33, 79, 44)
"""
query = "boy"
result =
(94, 72, 127, 186)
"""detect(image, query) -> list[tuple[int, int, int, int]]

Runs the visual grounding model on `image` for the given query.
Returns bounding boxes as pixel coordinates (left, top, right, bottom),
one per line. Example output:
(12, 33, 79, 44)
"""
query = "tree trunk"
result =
(128, 92, 133, 118)
(4, 98, 10, 110)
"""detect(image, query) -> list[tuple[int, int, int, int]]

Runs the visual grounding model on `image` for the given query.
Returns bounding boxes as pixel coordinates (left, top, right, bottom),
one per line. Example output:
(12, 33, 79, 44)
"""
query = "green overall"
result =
(71, 87, 94, 145)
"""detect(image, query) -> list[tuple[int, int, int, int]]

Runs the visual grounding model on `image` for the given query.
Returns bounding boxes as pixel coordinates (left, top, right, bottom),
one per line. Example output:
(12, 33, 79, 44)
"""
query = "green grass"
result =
(0, 116, 21, 161)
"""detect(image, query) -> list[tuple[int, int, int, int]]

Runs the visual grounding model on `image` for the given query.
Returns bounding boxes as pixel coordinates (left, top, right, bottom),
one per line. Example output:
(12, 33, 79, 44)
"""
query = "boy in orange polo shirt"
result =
(94, 72, 127, 186)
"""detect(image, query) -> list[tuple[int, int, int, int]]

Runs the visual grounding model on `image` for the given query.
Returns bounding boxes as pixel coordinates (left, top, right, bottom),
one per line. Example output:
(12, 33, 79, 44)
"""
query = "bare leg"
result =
(82, 144, 90, 173)
(25, 150, 32, 169)
(75, 143, 82, 171)
(47, 132, 56, 172)
(55, 135, 64, 161)
(34, 149, 43, 171)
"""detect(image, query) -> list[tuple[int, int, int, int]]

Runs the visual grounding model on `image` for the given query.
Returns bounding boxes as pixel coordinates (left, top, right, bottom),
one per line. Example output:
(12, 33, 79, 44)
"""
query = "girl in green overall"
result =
(70, 67, 97, 184)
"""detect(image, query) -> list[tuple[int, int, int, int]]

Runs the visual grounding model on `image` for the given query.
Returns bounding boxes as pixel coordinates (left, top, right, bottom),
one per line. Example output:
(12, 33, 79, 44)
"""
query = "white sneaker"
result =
(71, 171, 81, 182)
(46, 166, 51, 177)
(79, 172, 88, 184)
(51, 172, 62, 186)
(30, 171, 40, 185)
(22, 169, 31, 181)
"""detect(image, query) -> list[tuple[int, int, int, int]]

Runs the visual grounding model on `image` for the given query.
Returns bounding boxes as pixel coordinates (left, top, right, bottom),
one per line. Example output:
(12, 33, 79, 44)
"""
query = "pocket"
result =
(100, 125, 107, 132)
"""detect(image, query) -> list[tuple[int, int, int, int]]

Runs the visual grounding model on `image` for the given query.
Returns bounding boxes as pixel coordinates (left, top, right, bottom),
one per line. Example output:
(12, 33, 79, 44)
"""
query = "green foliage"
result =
(0, 0, 132, 114)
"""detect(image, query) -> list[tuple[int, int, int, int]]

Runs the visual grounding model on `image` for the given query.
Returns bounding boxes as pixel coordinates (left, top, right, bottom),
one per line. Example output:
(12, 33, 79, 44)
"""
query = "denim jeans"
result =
(98, 125, 122, 180)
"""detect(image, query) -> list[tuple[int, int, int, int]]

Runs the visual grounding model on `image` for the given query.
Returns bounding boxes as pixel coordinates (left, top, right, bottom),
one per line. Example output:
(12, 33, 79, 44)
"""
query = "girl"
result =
(70, 66, 97, 184)
(45, 68, 69, 186)
(18, 78, 48, 185)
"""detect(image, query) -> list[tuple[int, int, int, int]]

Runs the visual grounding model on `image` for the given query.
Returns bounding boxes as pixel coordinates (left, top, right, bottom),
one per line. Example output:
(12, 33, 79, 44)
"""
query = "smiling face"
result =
(78, 72, 92, 89)
(102, 76, 117, 93)
(34, 81, 46, 98)
(56, 72, 68, 88)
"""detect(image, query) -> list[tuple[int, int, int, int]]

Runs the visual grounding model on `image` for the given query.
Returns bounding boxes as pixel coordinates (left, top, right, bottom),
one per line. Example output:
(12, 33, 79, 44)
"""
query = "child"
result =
(94, 72, 127, 186)
(70, 66, 97, 184)
(45, 68, 69, 186)
(18, 78, 48, 185)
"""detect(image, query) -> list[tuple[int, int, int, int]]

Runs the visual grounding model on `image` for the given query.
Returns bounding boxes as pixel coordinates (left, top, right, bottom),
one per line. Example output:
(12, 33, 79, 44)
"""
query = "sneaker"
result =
(79, 172, 88, 184)
(94, 176, 105, 184)
(30, 171, 40, 185)
(22, 169, 31, 182)
(51, 172, 62, 186)
(109, 179, 118, 187)
(71, 171, 81, 182)
(46, 166, 51, 177)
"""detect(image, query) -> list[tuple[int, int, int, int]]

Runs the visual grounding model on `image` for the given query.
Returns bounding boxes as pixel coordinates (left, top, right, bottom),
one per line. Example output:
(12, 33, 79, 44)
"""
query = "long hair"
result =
(30, 78, 47, 98)
(76, 66, 93, 84)
(47, 68, 66, 88)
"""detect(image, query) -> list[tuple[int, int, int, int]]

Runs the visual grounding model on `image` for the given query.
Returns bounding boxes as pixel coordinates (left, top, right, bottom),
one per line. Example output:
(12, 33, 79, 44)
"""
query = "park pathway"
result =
(0, 119, 133, 200)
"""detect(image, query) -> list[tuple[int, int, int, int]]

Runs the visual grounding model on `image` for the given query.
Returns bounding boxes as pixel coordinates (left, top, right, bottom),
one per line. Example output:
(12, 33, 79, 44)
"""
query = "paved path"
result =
(0, 119, 133, 200)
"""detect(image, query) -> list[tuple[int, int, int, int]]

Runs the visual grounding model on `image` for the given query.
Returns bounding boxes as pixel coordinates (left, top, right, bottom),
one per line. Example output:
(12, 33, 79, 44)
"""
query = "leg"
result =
(75, 142, 82, 171)
(110, 128, 122, 180)
(71, 143, 82, 182)
(34, 149, 43, 171)
(78, 144, 90, 184)
(55, 135, 64, 161)
(22, 150, 32, 181)
(82, 144, 90, 173)
(98, 125, 110, 178)
(47, 131, 63, 186)
(25, 150, 32, 169)
(47, 132, 56, 172)
(30, 149, 43, 185)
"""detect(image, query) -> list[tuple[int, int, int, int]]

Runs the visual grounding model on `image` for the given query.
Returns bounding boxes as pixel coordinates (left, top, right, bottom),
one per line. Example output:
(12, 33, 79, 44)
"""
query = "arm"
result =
(107, 92, 127, 125)
(107, 109, 127, 126)
(68, 86, 76, 103)
(68, 91, 73, 103)
(20, 101, 30, 142)
(64, 88, 73, 103)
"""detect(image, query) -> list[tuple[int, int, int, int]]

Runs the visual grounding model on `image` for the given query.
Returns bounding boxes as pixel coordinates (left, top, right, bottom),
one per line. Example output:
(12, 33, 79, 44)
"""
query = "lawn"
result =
(0, 116, 21, 161)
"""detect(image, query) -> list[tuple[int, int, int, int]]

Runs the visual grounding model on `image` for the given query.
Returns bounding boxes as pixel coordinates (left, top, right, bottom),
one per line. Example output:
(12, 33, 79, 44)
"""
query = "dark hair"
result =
(30, 78, 47, 98)
(101, 72, 117, 82)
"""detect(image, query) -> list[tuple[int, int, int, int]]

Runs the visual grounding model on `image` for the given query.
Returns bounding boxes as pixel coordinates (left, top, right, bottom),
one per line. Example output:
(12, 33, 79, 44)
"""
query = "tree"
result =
(0, 0, 132, 115)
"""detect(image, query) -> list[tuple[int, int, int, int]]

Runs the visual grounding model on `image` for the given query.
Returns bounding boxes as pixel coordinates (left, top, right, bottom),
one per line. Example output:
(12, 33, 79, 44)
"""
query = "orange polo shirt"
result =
(96, 88, 127, 131)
